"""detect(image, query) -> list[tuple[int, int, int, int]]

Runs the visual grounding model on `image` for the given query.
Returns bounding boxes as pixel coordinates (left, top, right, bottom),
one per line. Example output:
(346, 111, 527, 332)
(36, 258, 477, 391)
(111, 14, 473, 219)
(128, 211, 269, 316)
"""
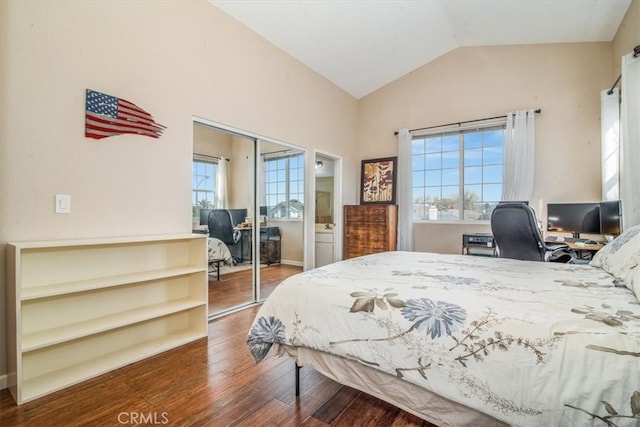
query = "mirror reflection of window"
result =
(192, 156, 217, 225)
(263, 151, 305, 219)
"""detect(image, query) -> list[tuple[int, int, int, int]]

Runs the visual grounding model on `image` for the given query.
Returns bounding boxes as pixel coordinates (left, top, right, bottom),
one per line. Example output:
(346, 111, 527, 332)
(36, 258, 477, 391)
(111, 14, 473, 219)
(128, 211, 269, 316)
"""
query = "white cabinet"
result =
(315, 232, 334, 267)
(6, 234, 208, 404)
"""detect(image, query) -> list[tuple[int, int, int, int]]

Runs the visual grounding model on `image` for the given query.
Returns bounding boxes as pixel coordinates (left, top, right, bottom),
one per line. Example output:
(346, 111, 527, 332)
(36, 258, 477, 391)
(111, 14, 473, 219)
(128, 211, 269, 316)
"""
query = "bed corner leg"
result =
(295, 362, 301, 397)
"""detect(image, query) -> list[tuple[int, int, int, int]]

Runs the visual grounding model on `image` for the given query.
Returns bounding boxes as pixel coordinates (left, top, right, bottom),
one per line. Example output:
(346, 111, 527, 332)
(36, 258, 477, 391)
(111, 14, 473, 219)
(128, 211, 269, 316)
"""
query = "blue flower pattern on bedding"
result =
(401, 298, 466, 339)
(247, 316, 286, 362)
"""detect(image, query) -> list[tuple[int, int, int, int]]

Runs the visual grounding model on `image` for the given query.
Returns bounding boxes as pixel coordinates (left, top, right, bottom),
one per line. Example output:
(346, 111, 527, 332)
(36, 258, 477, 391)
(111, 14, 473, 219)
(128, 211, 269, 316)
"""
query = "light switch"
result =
(55, 194, 71, 214)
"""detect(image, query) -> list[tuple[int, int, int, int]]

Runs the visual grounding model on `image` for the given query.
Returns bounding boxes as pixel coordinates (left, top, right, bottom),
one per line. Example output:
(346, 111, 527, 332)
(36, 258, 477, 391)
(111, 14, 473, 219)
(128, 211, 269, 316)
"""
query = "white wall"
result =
(0, 0, 358, 382)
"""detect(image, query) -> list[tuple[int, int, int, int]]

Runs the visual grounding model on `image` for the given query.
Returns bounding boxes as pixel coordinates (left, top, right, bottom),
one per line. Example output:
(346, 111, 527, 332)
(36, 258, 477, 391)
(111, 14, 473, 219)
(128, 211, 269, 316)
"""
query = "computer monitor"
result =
(227, 208, 248, 226)
(259, 206, 268, 216)
(599, 200, 622, 236)
(199, 209, 213, 225)
(547, 202, 600, 238)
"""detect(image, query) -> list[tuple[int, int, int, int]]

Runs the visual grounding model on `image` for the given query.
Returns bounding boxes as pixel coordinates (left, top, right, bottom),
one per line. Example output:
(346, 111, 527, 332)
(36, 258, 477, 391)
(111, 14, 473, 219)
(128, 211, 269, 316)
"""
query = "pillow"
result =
(590, 224, 640, 286)
(629, 267, 640, 301)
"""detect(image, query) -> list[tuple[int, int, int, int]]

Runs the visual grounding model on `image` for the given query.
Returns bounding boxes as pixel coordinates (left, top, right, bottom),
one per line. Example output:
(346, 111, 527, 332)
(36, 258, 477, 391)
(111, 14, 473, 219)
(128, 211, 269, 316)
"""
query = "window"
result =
(412, 124, 506, 221)
(192, 158, 217, 217)
(264, 154, 304, 218)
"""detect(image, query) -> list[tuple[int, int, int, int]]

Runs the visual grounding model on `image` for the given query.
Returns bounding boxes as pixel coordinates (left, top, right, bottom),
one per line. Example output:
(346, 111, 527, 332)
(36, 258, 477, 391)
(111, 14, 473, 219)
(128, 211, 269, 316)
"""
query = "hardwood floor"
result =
(209, 263, 302, 314)
(1, 268, 436, 427)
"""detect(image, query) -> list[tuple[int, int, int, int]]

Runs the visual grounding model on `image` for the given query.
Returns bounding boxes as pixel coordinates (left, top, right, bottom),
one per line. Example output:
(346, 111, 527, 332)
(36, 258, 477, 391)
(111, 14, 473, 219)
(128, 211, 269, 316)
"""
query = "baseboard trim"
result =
(0, 373, 8, 390)
(281, 259, 303, 267)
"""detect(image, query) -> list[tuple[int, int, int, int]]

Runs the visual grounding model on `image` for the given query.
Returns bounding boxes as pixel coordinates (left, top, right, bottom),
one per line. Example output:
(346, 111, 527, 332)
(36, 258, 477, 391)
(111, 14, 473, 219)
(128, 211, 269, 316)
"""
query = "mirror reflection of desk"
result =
(235, 226, 281, 265)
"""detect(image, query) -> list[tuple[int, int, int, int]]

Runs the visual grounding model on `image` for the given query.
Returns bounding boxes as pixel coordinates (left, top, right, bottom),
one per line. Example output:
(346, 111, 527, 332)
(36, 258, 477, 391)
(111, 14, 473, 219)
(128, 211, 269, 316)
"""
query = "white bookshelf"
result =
(6, 234, 208, 404)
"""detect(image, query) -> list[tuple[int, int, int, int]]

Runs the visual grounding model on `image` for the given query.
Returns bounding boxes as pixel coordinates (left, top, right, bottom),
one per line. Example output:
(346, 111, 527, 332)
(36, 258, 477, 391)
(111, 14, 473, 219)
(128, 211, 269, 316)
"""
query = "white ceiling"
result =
(210, 0, 631, 99)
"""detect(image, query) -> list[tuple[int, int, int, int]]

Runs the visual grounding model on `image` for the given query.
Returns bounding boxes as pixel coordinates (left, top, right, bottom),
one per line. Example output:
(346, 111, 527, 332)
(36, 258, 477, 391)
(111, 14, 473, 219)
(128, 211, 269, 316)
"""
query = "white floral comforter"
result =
(207, 237, 232, 263)
(248, 251, 640, 426)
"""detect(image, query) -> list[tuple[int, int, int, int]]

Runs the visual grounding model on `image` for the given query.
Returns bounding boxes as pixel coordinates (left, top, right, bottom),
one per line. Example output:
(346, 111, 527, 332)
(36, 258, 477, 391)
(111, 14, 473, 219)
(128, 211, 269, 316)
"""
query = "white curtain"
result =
(248, 150, 256, 217)
(501, 109, 535, 201)
(215, 157, 228, 209)
(257, 151, 266, 208)
(396, 129, 413, 251)
(254, 140, 267, 218)
(600, 88, 620, 202)
(620, 52, 640, 228)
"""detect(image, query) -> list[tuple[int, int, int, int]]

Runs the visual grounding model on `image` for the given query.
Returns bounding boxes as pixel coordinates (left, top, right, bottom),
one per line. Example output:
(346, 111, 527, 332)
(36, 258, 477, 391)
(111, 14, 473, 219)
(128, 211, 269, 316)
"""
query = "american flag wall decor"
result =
(85, 89, 166, 139)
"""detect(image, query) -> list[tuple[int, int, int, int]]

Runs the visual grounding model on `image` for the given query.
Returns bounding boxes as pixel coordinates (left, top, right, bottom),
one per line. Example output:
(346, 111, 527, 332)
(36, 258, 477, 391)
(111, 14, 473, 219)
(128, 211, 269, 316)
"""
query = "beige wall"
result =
(193, 124, 233, 160)
(357, 42, 613, 254)
(0, 0, 357, 382)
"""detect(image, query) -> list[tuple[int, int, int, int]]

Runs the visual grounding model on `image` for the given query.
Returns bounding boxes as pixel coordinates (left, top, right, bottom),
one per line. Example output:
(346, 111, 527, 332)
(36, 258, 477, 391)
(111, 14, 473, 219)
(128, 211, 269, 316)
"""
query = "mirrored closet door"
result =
(192, 120, 305, 318)
(258, 140, 305, 302)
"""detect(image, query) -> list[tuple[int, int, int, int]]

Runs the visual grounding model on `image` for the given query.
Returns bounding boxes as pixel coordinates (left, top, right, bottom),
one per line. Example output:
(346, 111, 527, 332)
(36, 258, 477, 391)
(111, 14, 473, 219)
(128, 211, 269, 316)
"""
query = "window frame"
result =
(411, 121, 507, 223)
(263, 153, 305, 219)
(192, 155, 218, 215)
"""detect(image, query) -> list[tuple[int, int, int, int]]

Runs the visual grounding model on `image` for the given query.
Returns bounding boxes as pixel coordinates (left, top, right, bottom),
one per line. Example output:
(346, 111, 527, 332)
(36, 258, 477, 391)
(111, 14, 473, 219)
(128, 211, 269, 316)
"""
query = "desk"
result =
(545, 240, 603, 263)
(235, 226, 281, 265)
(558, 241, 604, 252)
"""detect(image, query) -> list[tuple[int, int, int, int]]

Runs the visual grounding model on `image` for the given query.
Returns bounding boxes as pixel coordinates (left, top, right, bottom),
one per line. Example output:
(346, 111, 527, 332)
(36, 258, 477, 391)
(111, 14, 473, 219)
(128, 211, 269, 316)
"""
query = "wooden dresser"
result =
(343, 204, 398, 259)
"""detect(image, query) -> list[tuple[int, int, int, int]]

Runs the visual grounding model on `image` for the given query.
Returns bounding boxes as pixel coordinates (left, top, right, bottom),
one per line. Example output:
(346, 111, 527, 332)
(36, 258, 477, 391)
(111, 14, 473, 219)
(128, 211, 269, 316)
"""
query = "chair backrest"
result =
(490, 202, 545, 261)
(208, 209, 236, 245)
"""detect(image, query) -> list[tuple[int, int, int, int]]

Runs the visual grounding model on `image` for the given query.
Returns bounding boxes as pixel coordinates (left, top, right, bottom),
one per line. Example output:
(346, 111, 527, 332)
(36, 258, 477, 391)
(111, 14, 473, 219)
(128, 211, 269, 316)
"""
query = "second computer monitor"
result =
(547, 202, 600, 238)
(227, 208, 248, 226)
(599, 200, 622, 236)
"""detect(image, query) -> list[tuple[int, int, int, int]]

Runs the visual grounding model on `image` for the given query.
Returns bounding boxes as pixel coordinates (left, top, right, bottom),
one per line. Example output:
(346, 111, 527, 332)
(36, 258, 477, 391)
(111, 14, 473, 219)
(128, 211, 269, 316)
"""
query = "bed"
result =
(208, 237, 233, 264)
(247, 225, 640, 426)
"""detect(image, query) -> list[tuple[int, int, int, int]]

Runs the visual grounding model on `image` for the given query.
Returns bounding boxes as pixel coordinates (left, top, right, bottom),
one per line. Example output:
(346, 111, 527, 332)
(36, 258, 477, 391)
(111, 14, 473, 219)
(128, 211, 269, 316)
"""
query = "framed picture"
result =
(360, 157, 397, 205)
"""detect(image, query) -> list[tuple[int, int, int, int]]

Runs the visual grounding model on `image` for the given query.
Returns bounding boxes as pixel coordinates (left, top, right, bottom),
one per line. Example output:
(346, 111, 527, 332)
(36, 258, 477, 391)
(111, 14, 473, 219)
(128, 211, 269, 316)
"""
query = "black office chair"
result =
(208, 209, 241, 264)
(491, 202, 572, 263)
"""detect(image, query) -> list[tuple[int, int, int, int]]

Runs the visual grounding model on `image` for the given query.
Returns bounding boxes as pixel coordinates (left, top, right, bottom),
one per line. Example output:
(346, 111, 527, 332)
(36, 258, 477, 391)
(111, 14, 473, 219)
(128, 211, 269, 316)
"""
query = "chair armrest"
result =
(544, 245, 573, 263)
(545, 243, 569, 251)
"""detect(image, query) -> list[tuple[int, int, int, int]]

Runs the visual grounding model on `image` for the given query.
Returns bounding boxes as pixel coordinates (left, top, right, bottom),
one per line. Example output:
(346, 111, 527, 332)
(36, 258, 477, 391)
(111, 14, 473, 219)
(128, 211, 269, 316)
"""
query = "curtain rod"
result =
(261, 148, 301, 156)
(394, 109, 541, 136)
(607, 75, 622, 95)
(607, 44, 640, 95)
(194, 153, 230, 162)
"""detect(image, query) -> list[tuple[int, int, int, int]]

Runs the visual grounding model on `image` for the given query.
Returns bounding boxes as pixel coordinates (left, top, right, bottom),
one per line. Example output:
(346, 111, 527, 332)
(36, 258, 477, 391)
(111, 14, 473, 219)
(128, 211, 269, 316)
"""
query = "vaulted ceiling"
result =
(210, 0, 632, 99)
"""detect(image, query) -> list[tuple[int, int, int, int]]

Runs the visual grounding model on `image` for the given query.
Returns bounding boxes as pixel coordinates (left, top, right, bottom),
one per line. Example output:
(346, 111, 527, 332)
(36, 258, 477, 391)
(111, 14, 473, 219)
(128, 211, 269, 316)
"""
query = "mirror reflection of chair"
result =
(208, 209, 241, 264)
(491, 202, 572, 262)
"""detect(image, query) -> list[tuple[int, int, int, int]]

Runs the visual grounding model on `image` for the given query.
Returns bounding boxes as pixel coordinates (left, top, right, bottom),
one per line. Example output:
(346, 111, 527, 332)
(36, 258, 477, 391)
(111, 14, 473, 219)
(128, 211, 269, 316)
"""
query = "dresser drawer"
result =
(344, 205, 389, 224)
(343, 205, 397, 259)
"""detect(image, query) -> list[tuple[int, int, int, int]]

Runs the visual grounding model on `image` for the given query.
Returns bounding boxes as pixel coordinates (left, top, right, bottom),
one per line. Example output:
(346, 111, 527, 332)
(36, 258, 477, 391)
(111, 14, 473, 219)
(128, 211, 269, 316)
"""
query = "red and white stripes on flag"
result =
(85, 89, 165, 139)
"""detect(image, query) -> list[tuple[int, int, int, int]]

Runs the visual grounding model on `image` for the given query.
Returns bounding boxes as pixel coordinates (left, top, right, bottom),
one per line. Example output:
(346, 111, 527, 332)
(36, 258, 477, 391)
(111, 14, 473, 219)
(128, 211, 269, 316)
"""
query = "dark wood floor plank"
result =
(333, 392, 403, 426)
(300, 416, 331, 427)
(233, 399, 297, 427)
(390, 411, 435, 427)
(311, 385, 363, 424)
